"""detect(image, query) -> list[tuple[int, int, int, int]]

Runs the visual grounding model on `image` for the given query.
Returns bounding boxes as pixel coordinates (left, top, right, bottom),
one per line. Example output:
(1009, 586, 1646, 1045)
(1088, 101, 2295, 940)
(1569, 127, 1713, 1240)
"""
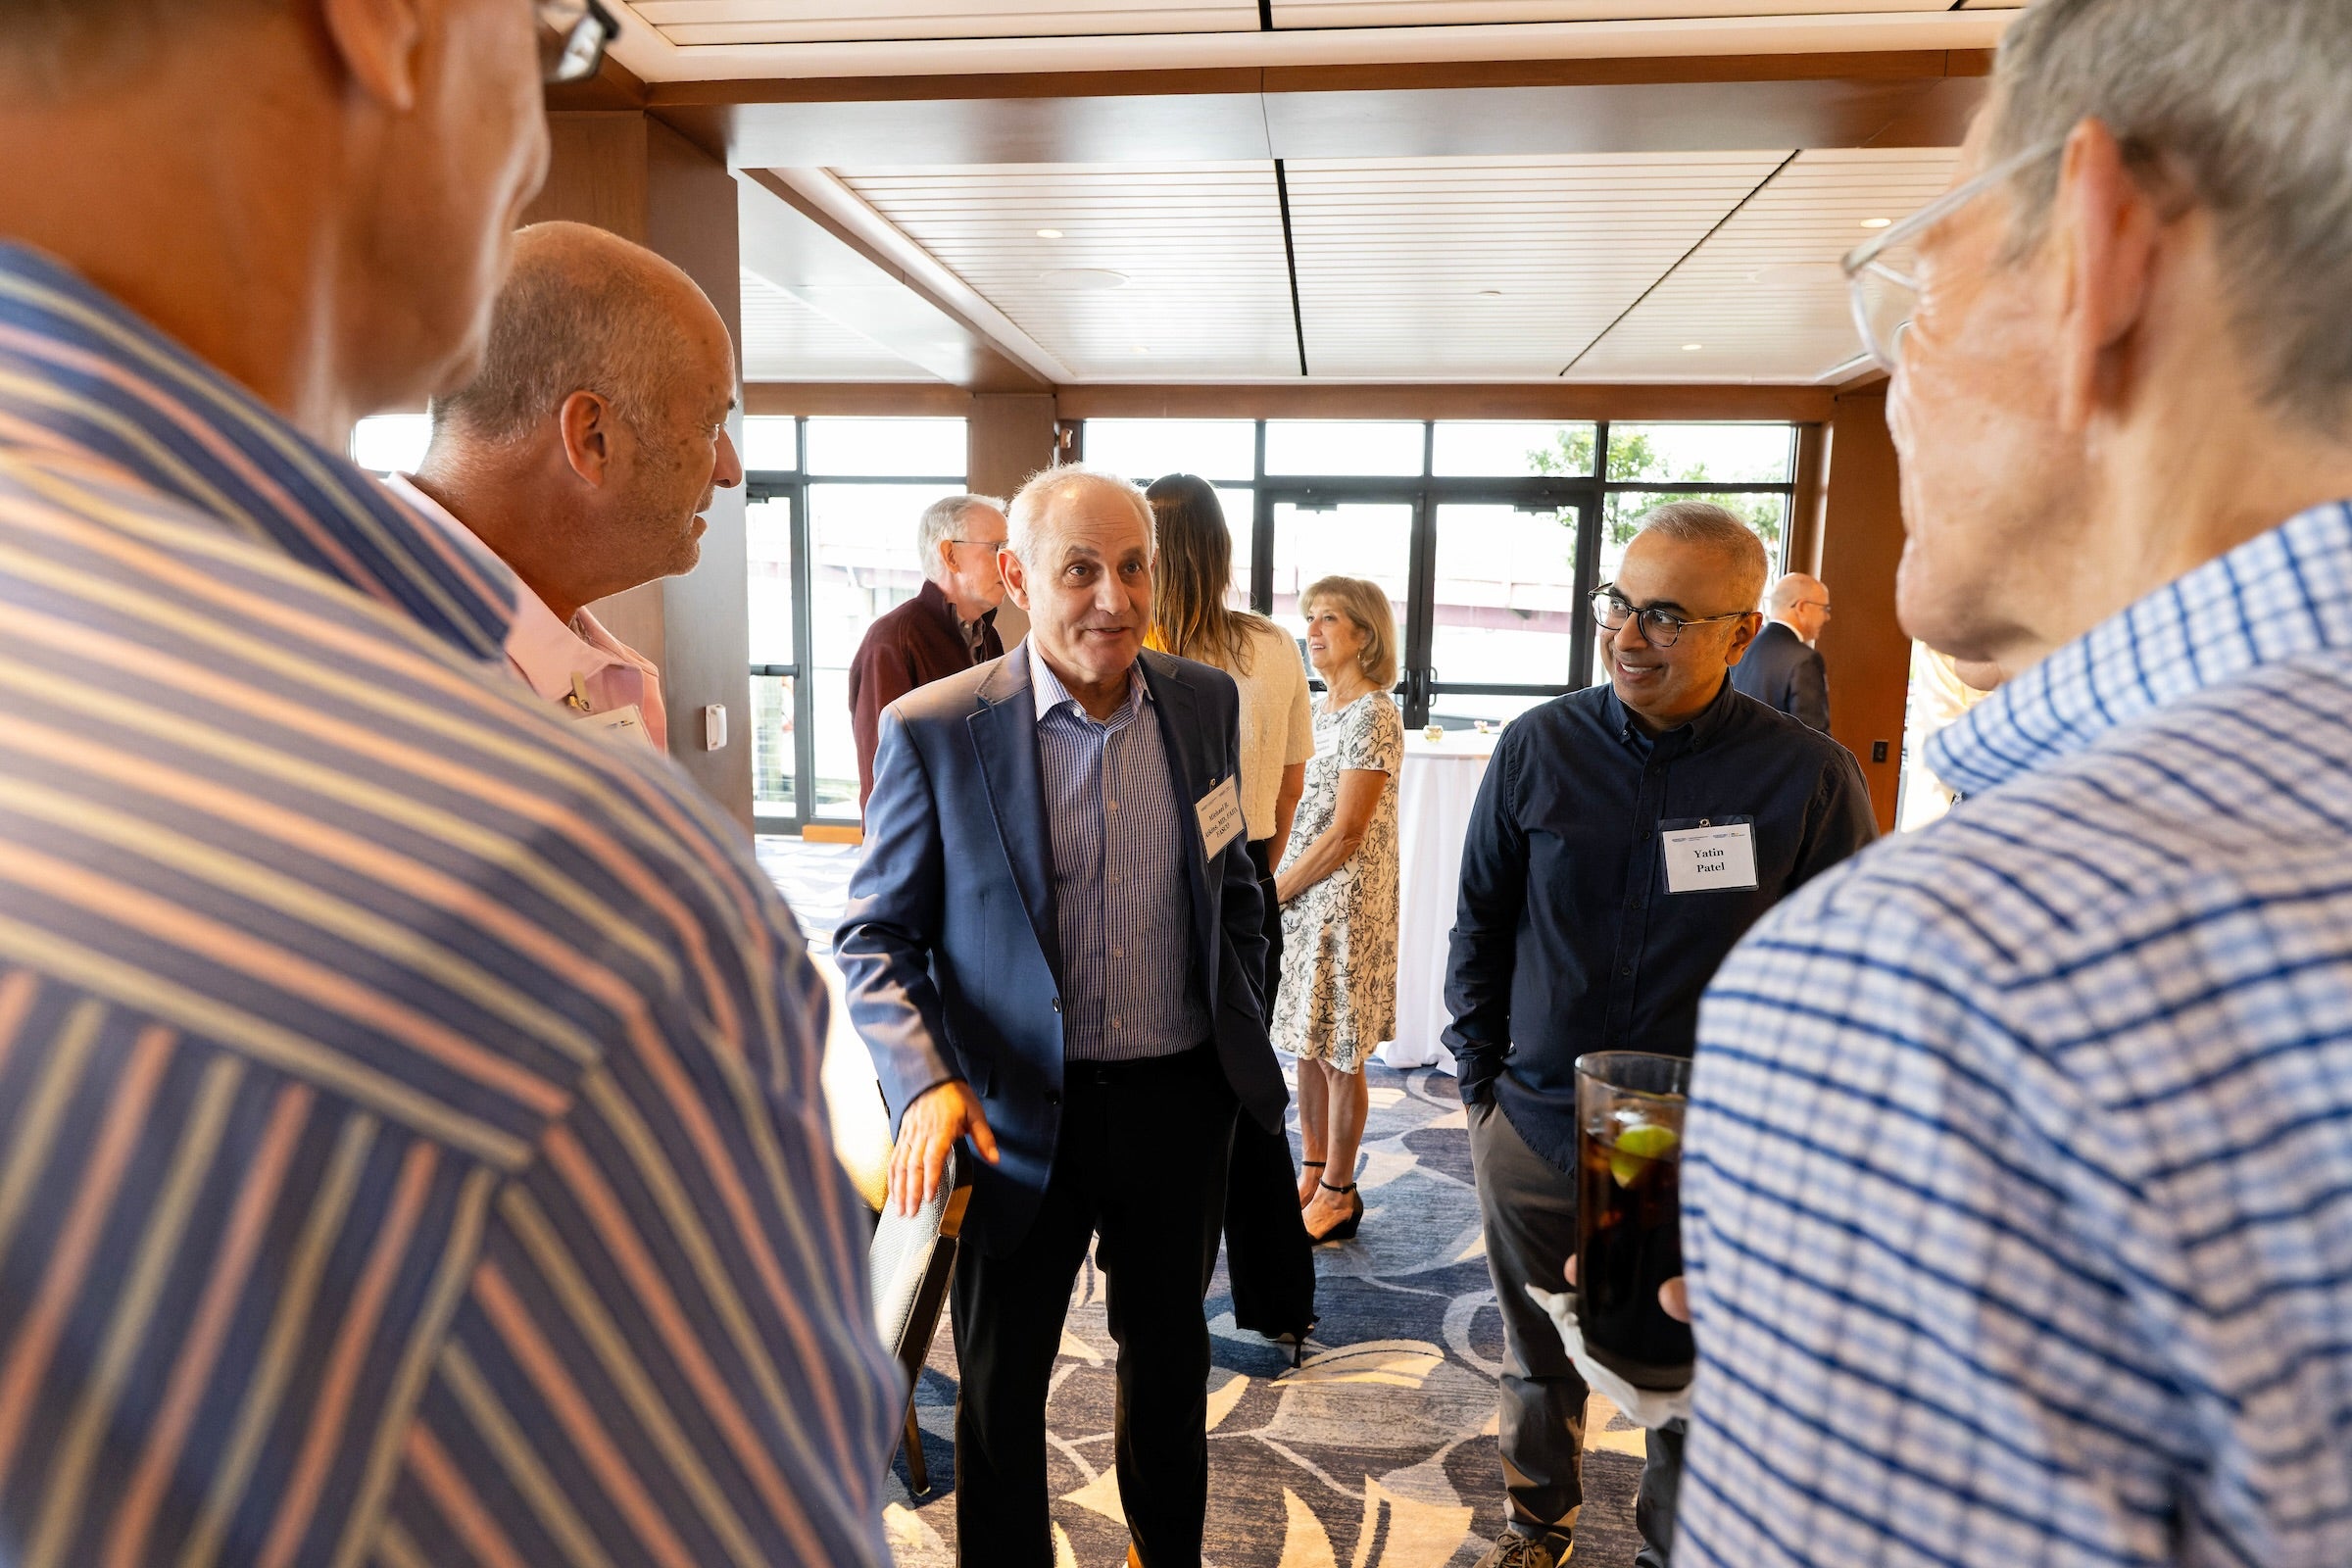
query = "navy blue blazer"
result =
(836, 642, 1288, 1256)
(1729, 619, 1832, 732)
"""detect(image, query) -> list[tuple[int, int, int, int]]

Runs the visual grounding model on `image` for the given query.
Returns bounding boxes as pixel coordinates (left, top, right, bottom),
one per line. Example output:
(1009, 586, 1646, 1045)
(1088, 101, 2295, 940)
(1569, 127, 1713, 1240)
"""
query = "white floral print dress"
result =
(1272, 691, 1403, 1071)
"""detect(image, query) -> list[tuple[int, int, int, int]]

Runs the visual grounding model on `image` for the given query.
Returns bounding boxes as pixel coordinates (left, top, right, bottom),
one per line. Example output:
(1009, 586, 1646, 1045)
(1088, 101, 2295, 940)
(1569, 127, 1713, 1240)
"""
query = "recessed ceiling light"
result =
(1682, 343, 1704, 352)
(1041, 268, 1129, 291)
(1132, 345, 1151, 355)
(1476, 289, 1504, 298)
(1859, 217, 1893, 228)
(1036, 227, 1064, 239)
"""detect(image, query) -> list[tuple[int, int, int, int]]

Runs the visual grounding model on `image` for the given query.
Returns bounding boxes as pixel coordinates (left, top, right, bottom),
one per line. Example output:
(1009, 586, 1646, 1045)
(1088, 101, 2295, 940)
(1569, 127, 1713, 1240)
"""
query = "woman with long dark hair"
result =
(1147, 473, 1320, 1340)
(1145, 474, 1315, 963)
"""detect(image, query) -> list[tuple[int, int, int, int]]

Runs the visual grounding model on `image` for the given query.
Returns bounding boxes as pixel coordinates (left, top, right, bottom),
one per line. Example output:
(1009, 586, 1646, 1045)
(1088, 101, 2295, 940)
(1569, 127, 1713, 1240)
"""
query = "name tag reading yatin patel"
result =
(1197, 774, 1245, 860)
(1660, 818, 1759, 894)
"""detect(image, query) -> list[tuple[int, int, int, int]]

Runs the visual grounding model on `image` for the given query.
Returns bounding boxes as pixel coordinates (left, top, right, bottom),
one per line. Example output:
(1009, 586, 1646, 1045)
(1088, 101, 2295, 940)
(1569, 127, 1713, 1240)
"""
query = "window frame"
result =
(1083, 418, 1797, 725)
(746, 416, 967, 834)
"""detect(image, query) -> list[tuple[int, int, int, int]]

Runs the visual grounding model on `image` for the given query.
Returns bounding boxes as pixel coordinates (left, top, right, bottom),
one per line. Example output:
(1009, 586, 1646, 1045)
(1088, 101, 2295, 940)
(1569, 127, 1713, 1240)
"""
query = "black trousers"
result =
(1246, 837, 1283, 1001)
(950, 1044, 1240, 1568)
(1469, 1096, 1681, 1560)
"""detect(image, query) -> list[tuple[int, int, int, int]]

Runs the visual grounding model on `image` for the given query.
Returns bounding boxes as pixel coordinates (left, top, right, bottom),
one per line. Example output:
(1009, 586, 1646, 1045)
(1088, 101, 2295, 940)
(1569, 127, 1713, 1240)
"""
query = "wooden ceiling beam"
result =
(738, 381, 1837, 422)
(662, 49, 1991, 166)
(648, 47, 1989, 107)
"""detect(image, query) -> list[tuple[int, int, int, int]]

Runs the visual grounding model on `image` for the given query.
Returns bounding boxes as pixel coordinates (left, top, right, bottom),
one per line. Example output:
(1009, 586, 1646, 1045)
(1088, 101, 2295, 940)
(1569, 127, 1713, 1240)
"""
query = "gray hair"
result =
(915, 495, 1004, 583)
(428, 221, 713, 446)
(1988, 0, 2352, 422)
(1004, 466, 1154, 566)
(1301, 575, 1399, 689)
(1635, 502, 1769, 612)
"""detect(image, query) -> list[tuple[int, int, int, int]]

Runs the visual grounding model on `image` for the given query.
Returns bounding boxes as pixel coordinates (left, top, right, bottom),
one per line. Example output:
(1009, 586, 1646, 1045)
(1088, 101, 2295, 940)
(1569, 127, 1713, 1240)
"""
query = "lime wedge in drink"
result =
(1610, 1121, 1680, 1187)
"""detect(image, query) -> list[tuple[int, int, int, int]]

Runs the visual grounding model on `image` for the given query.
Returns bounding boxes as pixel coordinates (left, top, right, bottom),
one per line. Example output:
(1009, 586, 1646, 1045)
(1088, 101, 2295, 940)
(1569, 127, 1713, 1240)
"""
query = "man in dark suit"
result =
(1728, 571, 1833, 730)
(838, 465, 1287, 1568)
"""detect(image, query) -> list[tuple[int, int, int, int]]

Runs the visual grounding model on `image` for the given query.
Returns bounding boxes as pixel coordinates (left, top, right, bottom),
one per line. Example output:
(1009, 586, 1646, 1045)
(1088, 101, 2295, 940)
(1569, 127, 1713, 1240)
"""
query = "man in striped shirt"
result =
(1679, 2, 2352, 1564)
(0, 2, 898, 1564)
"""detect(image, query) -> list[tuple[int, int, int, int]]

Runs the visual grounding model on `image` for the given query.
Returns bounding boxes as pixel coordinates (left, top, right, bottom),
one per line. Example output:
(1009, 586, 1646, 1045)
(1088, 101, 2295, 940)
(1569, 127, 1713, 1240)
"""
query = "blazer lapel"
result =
(969, 644, 1064, 985)
(1143, 652, 1220, 997)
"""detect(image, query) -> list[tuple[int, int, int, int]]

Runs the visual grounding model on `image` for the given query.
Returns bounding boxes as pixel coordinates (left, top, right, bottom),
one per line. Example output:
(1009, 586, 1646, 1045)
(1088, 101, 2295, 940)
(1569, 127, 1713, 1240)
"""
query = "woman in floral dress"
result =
(1273, 575, 1403, 1244)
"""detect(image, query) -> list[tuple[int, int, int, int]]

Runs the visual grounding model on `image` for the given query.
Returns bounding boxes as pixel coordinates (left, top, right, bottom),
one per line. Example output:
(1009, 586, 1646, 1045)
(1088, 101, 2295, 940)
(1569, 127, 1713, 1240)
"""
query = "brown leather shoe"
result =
(1471, 1530, 1571, 1567)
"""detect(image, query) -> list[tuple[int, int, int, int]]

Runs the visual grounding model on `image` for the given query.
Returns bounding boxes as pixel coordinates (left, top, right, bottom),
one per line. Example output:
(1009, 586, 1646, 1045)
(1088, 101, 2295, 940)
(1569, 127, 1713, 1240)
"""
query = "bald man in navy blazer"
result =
(838, 466, 1286, 1568)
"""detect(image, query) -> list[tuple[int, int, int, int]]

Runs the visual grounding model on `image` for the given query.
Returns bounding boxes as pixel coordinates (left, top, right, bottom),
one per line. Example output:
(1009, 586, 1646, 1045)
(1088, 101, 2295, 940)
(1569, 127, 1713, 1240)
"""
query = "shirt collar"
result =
(1603, 672, 1740, 757)
(1931, 499, 2352, 797)
(0, 244, 513, 661)
(1030, 642, 1150, 724)
(387, 472, 658, 702)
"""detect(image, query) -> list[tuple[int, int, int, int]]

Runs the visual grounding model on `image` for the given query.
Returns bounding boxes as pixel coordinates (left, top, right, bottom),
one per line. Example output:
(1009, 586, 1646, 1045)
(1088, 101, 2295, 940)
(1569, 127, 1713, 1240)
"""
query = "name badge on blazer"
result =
(1660, 817, 1759, 893)
(1197, 774, 1245, 860)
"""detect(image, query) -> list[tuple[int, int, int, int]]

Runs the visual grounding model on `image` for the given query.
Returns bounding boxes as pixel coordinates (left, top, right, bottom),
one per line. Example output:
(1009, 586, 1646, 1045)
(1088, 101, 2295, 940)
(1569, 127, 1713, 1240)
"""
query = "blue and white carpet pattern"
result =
(757, 837, 1647, 1566)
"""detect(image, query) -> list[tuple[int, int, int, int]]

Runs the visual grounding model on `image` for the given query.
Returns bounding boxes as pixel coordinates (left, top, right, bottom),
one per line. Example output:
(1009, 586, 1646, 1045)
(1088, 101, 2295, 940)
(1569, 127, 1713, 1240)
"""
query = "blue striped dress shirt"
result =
(1031, 655, 1206, 1061)
(0, 244, 898, 1566)
(1679, 500, 2352, 1567)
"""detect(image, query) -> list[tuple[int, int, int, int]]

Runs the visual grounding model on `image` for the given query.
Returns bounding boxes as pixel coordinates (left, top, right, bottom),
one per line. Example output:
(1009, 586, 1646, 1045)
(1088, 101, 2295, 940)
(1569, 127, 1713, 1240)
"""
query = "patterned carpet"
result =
(757, 837, 1648, 1567)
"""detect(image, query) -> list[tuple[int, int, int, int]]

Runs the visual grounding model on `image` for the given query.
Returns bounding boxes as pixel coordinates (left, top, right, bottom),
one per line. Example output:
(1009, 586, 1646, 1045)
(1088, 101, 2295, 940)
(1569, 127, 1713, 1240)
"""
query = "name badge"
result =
(1196, 774, 1245, 860)
(574, 702, 650, 745)
(1660, 819, 1759, 894)
(1313, 724, 1339, 762)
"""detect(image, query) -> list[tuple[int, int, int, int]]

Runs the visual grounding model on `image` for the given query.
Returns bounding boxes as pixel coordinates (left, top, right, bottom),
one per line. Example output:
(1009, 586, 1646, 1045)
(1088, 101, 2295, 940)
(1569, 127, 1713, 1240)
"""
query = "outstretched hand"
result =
(888, 1080, 1000, 1217)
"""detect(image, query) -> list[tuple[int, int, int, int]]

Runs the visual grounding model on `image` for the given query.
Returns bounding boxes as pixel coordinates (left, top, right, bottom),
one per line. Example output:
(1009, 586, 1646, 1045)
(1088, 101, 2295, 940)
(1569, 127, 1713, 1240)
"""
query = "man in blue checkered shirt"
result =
(1678, 2, 2352, 1565)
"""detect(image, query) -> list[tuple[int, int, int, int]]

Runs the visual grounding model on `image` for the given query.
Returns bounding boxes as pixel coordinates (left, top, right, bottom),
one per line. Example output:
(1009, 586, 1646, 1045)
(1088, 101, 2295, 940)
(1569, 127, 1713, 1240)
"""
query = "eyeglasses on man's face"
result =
(1590, 586, 1751, 649)
(539, 0, 619, 84)
(1841, 138, 2066, 373)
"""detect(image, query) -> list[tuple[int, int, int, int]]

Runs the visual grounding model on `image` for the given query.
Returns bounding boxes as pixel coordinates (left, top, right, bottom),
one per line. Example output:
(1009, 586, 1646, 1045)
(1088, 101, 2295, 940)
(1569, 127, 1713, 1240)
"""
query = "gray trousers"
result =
(1469, 1097, 1679, 1559)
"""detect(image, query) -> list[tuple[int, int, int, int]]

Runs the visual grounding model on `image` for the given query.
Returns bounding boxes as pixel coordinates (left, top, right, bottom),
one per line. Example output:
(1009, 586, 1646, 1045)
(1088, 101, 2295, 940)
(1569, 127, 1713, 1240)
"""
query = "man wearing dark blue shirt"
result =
(1446, 504, 1876, 1568)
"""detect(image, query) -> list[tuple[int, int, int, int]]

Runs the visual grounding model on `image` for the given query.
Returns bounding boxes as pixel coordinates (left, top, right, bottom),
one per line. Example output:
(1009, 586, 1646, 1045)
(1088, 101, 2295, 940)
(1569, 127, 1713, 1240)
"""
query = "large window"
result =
(745, 416, 968, 828)
(1082, 418, 1255, 609)
(1081, 417, 1797, 725)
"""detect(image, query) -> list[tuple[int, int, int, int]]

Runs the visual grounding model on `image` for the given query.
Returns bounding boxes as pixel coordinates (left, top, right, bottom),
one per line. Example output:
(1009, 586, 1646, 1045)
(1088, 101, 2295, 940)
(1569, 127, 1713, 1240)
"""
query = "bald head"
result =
(429, 221, 730, 447)
(1766, 572, 1831, 642)
(409, 221, 743, 625)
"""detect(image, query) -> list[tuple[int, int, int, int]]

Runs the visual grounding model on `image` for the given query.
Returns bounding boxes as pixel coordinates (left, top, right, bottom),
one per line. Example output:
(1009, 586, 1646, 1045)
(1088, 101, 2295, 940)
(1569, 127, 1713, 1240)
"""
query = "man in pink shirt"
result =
(389, 220, 744, 751)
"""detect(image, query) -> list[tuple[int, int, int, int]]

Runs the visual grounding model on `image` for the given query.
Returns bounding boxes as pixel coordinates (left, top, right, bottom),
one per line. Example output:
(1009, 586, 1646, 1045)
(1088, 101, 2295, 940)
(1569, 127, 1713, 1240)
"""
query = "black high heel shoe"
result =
(1305, 1180, 1363, 1244)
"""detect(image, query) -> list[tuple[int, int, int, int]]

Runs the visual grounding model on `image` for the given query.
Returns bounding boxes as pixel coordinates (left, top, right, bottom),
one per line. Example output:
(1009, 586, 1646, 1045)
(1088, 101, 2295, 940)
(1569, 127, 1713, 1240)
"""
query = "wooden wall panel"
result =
(647, 118, 756, 829)
(520, 110, 757, 831)
(525, 114, 650, 240)
(967, 391, 1062, 646)
(1815, 386, 1909, 833)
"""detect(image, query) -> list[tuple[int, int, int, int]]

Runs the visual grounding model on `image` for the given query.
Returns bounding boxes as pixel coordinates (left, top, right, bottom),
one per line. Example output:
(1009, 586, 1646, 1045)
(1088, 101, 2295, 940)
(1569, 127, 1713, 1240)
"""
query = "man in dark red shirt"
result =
(850, 492, 1009, 808)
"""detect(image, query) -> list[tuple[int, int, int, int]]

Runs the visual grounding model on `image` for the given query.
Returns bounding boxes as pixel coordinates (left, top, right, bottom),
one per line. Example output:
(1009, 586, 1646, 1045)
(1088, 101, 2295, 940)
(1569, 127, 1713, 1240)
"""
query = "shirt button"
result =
(1631, 897, 1645, 909)
(1113, 948, 1125, 957)
(1111, 1018, 1123, 1029)
(1618, 964, 1633, 978)
(1108, 802, 1119, 812)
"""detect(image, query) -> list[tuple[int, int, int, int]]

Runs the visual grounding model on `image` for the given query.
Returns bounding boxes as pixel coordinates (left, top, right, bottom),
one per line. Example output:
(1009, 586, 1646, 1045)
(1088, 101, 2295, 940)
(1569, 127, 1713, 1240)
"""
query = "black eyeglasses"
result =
(539, 0, 619, 84)
(1590, 585, 1751, 648)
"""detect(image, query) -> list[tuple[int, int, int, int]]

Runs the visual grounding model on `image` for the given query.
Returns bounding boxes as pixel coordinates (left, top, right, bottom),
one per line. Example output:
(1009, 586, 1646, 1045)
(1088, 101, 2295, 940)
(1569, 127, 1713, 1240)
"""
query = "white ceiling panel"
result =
(1568, 146, 1958, 381)
(834, 164, 1300, 380)
(1285, 153, 1788, 378)
(738, 269, 942, 381)
(1270, 0, 1957, 28)
(635, 0, 1252, 46)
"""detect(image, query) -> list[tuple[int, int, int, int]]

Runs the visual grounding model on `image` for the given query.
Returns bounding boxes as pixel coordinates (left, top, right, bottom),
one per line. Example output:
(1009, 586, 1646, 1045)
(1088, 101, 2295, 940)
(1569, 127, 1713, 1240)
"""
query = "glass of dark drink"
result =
(1573, 1051, 1693, 1388)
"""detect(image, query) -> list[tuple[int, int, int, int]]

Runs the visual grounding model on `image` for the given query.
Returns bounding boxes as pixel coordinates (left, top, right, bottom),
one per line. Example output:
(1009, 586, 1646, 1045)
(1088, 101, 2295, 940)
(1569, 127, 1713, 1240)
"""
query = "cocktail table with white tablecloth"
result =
(1378, 732, 1495, 1072)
